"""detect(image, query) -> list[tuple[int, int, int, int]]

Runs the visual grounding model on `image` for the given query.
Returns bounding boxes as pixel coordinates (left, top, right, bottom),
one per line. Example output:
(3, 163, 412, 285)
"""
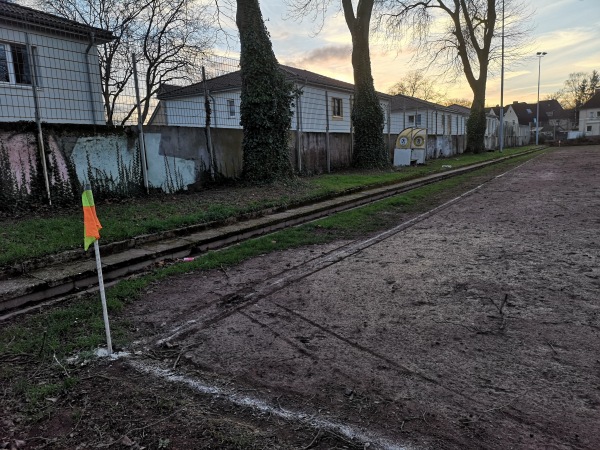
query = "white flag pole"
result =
(94, 240, 113, 355)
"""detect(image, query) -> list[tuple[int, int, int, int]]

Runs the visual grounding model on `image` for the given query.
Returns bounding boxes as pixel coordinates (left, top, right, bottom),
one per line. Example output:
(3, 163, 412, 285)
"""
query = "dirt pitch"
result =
(3, 146, 600, 449)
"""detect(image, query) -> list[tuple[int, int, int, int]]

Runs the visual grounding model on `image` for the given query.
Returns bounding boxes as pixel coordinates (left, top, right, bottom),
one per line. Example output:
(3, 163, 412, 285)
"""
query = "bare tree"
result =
(550, 71, 599, 123)
(133, 0, 214, 123)
(36, 0, 214, 125)
(286, 0, 388, 168)
(388, 69, 446, 103)
(445, 97, 472, 108)
(376, 0, 531, 153)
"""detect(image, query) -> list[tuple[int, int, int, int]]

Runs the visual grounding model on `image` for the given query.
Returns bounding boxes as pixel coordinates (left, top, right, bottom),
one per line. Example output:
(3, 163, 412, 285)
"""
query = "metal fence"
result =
(0, 14, 240, 127)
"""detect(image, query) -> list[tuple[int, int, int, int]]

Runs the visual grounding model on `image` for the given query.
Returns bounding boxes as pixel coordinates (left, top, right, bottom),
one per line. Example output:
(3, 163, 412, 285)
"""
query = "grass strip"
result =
(0, 147, 543, 267)
(0, 150, 542, 370)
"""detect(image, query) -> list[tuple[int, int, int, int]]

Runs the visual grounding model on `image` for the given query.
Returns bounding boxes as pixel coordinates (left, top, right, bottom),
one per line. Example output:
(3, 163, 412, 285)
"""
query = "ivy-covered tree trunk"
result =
(343, 0, 388, 169)
(467, 84, 487, 154)
(236, 0, 294, 183)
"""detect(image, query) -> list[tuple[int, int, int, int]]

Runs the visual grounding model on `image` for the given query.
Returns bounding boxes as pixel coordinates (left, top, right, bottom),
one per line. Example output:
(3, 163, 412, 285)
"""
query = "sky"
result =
(219, 0, 600, 107)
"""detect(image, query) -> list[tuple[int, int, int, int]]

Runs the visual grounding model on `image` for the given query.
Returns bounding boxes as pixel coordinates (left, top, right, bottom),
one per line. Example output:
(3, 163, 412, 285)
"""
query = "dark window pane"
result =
(11, 45, 31, 85)
(0, 45, 9, 83)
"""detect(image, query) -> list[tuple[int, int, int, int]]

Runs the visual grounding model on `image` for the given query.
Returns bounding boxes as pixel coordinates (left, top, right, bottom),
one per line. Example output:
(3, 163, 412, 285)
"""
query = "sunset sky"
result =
(222, 0, 600, 106)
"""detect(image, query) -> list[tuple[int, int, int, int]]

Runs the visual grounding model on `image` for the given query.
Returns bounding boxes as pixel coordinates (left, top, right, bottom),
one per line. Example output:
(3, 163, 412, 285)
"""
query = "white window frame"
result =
(0, 42, 32, 86)
(227, 99, 235, 117)
(408, 114, 422, 127)
(332, 97, 343, 118)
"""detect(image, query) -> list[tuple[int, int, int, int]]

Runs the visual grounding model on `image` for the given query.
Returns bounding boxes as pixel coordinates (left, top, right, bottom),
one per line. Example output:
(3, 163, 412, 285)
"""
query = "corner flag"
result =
(82, 186, 102, 251)
(81, 185, 113, 355)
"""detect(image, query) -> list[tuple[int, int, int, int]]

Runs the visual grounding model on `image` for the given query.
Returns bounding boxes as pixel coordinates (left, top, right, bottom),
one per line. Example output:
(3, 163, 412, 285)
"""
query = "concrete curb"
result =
(0, 148, 546, 316)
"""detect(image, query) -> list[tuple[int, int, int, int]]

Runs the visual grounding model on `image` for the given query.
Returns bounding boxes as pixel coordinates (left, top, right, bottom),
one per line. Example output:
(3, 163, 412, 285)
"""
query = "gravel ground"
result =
(4, 146, 599, 450)
(126, 146, 600, 449)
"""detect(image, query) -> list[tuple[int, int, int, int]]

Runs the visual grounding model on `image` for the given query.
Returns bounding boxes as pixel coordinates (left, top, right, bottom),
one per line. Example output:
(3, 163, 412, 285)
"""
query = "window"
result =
(526, 108, 532, 114)
(597, 111, 600, 118)
(587, 125, 592, 132)
(332, 97, 343, 118)
(0, 43, 32, 85)
(408, 114, 422, 126)
(227, 99, 235, 117)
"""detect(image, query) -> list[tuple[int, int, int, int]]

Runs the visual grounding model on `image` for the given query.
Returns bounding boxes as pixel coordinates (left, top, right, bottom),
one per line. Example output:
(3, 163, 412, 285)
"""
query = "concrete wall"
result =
(1, 119, 468, 207)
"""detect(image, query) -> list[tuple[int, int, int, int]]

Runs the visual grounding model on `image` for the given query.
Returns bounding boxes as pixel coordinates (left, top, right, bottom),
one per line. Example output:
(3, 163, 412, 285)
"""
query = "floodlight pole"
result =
(535, 51, 547, 146)
(499, 0, 505, 152)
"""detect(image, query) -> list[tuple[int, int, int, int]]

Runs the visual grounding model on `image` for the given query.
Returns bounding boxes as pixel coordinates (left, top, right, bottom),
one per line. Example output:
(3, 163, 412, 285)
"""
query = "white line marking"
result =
(129, 359, 414, 450)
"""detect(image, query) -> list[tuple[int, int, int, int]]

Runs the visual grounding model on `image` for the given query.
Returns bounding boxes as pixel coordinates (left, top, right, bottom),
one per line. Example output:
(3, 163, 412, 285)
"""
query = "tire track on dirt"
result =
(155, 154, 542, 348)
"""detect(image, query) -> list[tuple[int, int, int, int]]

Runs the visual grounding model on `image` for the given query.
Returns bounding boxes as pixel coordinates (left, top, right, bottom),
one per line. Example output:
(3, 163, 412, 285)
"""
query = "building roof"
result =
(390, 94, 457, 114)
(157, 64, 392, 100)
(536, 99, 567, 120)
(0, 1, 114, 44)
(447, 104, 471, 115)
(581, 89, 600, 109)
(508, 102, 536, 125)
(508, 100, 567, 125)
(489, 106, 502, 116)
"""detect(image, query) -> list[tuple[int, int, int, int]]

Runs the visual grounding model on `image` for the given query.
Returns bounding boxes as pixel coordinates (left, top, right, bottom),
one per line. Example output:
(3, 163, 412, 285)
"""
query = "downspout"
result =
(209, 94, 217, 127)
(325, 90, 330, 173)
(296, 79, 307, 173)
(25, 31, 51, 205)
(387, 101, 391, 157)
(85, 32, 97, 125)
(350, 94, 354, 160)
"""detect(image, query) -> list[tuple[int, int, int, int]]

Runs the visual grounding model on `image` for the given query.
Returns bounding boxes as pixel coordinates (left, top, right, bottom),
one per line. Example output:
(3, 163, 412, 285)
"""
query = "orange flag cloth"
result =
(82, 187, 102, 251)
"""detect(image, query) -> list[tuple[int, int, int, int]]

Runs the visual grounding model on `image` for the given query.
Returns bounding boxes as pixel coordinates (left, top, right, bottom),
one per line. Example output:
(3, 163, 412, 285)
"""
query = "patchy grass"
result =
(0, 153, 538, 370)
(0, 147, 544, 268)
(0, 151, 540, 437)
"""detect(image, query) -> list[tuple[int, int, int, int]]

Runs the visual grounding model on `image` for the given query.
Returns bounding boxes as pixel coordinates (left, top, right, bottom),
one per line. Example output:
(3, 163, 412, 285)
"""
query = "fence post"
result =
(202, 66, 216, 181)
(132, 54, 149, 194)
(295, 86, 303, 173)
(325, 90, 330, 173)
(25, 31, 52, 205)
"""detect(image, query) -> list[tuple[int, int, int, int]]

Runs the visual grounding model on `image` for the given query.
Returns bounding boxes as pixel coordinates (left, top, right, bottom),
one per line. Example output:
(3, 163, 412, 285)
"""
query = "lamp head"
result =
(536, 51, 547, 56)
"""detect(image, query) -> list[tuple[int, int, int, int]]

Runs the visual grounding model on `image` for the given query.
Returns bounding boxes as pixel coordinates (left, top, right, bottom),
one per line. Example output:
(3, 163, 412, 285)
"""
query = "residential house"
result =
(502, 99, 569, 145)
(485, 107, 501, 150)
(536, 99, 570, 140)
(150, 65, 392, 172)
(152, 65, 391, 133)
(0, 1, 114, 124)
(579, 88, 600, 136)
(390, 95, 469, 158)
(503, 102, 533, 146)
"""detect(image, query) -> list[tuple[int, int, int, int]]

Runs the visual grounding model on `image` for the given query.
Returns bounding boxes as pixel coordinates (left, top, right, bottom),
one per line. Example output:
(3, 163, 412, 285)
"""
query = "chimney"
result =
(513, 100, 518, 104)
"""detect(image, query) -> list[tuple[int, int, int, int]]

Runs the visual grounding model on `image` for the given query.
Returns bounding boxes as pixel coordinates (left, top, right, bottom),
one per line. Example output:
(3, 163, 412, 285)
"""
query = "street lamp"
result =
(535, 51, 547, 145)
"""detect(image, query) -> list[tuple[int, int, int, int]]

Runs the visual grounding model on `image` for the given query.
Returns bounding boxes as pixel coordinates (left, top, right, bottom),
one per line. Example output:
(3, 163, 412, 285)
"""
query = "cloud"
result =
(290, 44, 353, 67)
